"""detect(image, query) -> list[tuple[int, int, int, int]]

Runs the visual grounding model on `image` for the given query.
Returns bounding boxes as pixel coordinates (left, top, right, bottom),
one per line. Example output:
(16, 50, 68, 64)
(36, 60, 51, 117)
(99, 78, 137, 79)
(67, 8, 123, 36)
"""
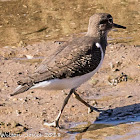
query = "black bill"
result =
(113, 23, 126, 29)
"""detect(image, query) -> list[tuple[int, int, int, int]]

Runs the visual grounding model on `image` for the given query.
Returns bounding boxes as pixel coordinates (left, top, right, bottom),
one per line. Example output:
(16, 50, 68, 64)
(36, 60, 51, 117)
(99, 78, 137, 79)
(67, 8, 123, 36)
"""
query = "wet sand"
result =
(0, 40, 139, 139)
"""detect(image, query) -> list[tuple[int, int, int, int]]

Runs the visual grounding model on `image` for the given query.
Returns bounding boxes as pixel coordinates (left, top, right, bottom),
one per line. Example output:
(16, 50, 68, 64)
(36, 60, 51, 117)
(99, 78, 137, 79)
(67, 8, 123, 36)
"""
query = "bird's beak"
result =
(113, 23, 126, 29)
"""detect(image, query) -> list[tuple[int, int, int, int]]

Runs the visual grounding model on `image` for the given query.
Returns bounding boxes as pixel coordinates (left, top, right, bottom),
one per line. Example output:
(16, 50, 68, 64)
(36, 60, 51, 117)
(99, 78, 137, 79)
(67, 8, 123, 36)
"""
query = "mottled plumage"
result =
(18, 36, 104, 85)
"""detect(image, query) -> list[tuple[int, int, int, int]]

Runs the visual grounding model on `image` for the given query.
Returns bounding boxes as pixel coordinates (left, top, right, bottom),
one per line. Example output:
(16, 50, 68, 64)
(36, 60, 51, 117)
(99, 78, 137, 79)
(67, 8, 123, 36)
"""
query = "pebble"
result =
(16, 110, 22, 116)
(18, 72, 23, 75)
(12, 98, 18, 101)
(126, 95, 133, 98)
(25, 55, 33, 59)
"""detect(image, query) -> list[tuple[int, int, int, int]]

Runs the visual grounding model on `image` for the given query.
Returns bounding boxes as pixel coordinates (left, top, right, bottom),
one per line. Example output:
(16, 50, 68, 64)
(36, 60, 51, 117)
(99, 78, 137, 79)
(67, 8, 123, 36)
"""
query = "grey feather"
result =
(10, 84, 31, 96)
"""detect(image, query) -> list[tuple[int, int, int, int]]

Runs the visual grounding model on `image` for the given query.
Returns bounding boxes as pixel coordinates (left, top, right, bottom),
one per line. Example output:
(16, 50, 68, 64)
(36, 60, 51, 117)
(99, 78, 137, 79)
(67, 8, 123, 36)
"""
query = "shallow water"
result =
(75, 122, 140, 140)
(0, 0, 140, 47)
(62, 102, 140, 140)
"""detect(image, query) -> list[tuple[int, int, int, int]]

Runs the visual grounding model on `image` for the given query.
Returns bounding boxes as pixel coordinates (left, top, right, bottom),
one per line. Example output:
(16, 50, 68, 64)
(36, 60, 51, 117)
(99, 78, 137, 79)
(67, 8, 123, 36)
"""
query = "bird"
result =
(10, 13, 126, 128)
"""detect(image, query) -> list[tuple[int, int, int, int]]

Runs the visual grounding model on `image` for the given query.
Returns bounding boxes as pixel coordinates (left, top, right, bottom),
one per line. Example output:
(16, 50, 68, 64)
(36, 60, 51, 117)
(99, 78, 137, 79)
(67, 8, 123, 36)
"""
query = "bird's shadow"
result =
(68, 103, 140, 133)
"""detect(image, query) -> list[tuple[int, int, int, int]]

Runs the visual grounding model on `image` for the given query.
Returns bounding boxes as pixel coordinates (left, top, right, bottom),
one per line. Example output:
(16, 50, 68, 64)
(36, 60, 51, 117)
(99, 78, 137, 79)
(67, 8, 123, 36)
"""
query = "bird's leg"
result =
(44, 88, 75, 128)
(73, 90, 101, 113)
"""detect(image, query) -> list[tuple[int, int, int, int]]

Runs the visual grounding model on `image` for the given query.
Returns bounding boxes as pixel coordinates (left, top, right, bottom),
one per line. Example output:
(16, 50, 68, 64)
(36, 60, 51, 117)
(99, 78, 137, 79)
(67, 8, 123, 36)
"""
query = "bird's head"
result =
(86, 13, 126, 38)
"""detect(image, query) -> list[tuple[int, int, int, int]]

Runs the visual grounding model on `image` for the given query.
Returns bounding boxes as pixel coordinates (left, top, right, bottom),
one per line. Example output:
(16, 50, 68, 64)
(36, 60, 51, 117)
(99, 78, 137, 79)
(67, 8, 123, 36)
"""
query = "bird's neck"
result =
(86, 29, 108, 54)
(86, 27, 108, 39)
(100, 35, 107, 54)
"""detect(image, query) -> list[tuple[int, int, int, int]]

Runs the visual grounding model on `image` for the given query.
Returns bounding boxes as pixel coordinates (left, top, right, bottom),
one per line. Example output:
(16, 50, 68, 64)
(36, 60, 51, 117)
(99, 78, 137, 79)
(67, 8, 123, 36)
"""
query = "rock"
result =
(126, 95, 133, 98)
(25, 55, 33, 59)
(108, 72, 128, 86)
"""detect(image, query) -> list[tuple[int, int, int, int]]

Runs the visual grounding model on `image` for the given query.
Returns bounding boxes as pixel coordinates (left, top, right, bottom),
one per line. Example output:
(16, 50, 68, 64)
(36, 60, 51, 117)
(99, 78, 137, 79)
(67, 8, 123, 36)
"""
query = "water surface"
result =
(0, 0, 139, 47)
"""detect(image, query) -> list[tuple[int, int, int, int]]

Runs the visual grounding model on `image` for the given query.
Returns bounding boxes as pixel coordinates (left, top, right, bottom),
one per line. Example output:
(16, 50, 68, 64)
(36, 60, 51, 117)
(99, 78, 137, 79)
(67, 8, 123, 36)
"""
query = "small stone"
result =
(126, 95, 133, 98)
(35, 97, 39, 100)
(13, 98, 18, 101)
(16, 110, 22, 116)
(3, 81, 10, 87)
(24, 99, 28, 102)
(31, 91, 34, 93)
(18, 72, 22, 75)
(91, 100, 97, 106)
(0, 103, 5, 106)
(25, 55, 33, 59)
(46, 35, 51, 38)
(115, 68, 120, 71)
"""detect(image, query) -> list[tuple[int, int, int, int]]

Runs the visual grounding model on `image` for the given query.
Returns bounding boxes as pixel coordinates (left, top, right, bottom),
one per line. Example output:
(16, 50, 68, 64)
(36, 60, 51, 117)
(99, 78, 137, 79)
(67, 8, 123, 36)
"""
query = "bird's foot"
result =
(44, 120, 60, 128)
(88, 106, 103, 113)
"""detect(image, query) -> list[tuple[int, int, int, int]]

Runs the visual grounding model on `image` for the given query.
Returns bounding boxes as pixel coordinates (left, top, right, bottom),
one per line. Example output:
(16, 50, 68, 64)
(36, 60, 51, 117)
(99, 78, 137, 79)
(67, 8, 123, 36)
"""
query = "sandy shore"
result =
(0, 40, 140, 139)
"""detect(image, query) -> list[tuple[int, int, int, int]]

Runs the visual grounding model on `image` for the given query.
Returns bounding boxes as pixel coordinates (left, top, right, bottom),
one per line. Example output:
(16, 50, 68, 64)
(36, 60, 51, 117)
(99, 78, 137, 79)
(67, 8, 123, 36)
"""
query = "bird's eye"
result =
(100, 20, 108, 24)
(108, 18, 113, 23)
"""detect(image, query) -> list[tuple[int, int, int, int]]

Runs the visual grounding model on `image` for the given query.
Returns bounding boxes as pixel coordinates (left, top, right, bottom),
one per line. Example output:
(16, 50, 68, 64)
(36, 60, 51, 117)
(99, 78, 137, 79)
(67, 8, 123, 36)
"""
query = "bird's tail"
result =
(10, 84, 31, 96)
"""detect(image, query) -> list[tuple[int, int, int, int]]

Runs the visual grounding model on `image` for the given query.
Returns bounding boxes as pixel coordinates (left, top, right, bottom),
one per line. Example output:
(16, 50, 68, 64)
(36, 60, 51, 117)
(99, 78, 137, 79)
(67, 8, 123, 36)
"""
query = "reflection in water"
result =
(0, 0, 140, 47)
(71, 122, 140, 140)
(66, 119, 140, 140)
(68, 123, 112, 133)
(66, 103, 140, 140)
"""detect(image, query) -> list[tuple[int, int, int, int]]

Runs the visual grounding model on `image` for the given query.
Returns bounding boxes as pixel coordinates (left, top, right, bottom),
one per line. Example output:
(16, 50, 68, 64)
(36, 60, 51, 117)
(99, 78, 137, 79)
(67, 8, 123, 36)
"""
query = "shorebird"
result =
(11, 13, 126, 128)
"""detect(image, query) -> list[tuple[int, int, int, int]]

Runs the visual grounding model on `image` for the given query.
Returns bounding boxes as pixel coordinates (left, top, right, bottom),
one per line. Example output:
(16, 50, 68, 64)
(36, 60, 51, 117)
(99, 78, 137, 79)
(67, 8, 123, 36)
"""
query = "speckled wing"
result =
(17, 36, 101, 86)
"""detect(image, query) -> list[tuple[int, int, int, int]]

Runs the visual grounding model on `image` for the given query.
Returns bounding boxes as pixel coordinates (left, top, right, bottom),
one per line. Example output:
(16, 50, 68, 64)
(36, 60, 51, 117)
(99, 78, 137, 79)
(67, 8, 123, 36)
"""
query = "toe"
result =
(44, 121, 60, 128)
